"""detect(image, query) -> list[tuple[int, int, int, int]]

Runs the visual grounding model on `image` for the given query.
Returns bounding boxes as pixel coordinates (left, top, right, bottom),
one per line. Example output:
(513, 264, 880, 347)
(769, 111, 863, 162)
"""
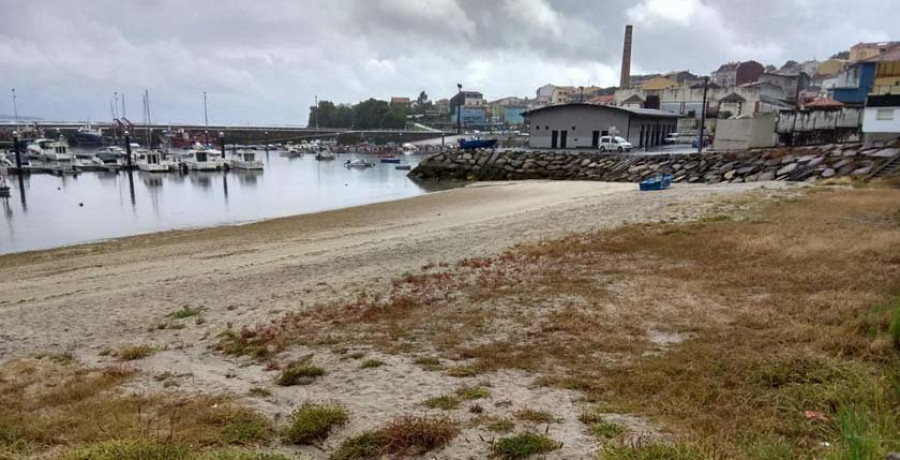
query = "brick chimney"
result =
(620, 25, 633, 88)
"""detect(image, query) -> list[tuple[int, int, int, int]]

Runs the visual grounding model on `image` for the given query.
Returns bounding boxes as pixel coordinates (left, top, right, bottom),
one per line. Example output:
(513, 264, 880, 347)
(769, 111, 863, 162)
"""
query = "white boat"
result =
(284, 145, 304, 158)
(230, 149, 263, 170)
(27, 138, 73, 162)
(183, 149, 223, 171)
(137, 150, 170, 172)
(315, 150, 335, 161)
(401, 142, 418, 154)
(344, 159, 375, 168)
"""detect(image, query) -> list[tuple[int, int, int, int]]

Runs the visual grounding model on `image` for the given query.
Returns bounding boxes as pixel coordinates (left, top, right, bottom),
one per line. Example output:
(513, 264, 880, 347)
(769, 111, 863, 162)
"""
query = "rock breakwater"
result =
(409, 142, 900, 183)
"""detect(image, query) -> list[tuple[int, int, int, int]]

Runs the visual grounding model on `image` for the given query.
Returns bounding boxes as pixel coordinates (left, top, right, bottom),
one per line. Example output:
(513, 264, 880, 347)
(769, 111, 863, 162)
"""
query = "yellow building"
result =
(815, 59, 848, 77)
(550, 86, 576, 104)
(642, 77, 680, 90)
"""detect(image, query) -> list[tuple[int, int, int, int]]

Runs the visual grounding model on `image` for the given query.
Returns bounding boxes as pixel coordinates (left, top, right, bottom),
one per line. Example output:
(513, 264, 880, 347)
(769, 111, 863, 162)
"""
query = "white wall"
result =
(862, 107, 900, 134)
(714, 115, 776, 150)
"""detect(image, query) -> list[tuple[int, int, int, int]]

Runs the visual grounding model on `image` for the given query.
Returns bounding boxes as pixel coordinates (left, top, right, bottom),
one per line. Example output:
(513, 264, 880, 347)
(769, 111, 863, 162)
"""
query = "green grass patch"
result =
(116, 345, 156, 361)
(332, 415, 457, 459)
(492, 432, 561, 459)
(603, 443, 717, 460)
(423, 395, 459, 410)
(331, 431, 388, 460)
(445, 365, 480, 377)
(247, 387, 272, 398)
(218, 409, 273, 445)
(275, 359, 325, 386)
(513, 409, 556, 424)
(284, 402, 348, 445)
(484, 418, 515, 433)
(359, 359, 385, 369)
(456, 386, 490, 400)
(348, 352, 366, 360)
(171, 306, 203, 319)
(414, 356, 442, 371)
(62, 439, 187, 460)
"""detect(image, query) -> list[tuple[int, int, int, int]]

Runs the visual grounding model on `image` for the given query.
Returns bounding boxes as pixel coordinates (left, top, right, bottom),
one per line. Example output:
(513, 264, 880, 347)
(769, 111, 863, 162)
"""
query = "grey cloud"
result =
(0, 0, 897, 124)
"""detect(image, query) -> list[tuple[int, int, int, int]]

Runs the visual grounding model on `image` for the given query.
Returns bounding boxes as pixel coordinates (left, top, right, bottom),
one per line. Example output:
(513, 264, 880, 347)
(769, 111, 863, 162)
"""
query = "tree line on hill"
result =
(307, 98, 410, 130)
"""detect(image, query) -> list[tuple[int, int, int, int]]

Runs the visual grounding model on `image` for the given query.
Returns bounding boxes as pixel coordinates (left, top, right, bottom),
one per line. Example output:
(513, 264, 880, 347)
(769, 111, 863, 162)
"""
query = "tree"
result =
(307, 100, 337, 128)
(335, 105, 355, 129)
(416, 91, 429, 105)
(830, 50, 850, 59)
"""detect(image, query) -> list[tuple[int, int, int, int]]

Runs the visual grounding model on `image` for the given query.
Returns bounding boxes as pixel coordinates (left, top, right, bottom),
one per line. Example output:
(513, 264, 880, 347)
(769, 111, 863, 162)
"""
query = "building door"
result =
(551, 130, 559, 149)
(560, 130, 568, 148)
(592, 131, 600, 148)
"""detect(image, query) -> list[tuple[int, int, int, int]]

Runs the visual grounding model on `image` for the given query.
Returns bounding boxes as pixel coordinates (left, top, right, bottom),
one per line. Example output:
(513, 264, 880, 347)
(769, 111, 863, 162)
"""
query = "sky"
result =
(1, 0, 898, 126)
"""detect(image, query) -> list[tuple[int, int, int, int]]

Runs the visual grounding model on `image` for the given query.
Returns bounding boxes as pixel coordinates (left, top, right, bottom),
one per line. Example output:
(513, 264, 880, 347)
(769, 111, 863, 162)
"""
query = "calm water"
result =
(0, 150, 443, 255)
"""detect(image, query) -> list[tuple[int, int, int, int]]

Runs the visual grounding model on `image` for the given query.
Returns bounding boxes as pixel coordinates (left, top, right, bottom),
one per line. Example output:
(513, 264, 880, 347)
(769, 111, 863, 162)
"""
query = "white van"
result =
(598, 136, 633, 152)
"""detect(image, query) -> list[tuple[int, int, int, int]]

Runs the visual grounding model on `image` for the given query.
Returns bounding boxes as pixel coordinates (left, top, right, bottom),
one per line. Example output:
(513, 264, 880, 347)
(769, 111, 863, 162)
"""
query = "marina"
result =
(0, 149, 440, 255)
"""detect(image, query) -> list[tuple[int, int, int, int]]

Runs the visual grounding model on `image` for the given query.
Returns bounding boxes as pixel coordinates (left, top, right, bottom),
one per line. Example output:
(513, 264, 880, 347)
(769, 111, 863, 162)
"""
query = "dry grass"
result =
(491, 432, 562, 459)
(219, 186, 900, 458)
(284, 402, 348, 445)
(331, 415, 458, 459)
(116, 344, 157, 361)
(0, 358, 274, 459)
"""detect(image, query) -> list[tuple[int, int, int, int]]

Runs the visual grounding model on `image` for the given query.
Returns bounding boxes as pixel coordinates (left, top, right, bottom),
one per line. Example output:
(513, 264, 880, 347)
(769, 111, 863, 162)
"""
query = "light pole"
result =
(11, 88, 19, 133)
(219, 131, 226, 158)
(124, 130, 134, 169)
(12, 130, 22, 176)
(456, 83, 463, 135)
(698, 76, 709, 154)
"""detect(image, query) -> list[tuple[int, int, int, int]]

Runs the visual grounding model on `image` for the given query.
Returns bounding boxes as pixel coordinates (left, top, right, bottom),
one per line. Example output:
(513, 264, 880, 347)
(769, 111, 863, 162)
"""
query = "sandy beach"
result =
(0, 180, 799, 459)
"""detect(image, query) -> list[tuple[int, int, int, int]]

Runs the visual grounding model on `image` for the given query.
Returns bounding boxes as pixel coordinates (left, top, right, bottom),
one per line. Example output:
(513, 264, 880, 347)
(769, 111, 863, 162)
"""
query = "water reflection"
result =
(1, 150, 451, 254)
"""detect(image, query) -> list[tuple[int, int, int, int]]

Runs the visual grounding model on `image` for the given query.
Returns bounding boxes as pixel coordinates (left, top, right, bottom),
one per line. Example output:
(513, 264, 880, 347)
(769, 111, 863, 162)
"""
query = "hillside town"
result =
(370, 28, 899, 152)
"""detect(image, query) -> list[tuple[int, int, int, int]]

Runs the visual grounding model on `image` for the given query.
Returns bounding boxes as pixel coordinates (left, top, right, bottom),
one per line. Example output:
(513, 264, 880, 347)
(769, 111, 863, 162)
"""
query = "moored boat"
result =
(315, 151, 336, 161)
(344, 159, 375, 168)
(230, 149, 264, 170)
(639, 174, 673, 191)
(137, 150, 170, 172)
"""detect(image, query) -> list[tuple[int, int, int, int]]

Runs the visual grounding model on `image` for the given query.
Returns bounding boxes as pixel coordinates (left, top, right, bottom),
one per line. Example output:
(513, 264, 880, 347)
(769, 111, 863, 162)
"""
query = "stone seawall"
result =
(408, 142, 900, 184)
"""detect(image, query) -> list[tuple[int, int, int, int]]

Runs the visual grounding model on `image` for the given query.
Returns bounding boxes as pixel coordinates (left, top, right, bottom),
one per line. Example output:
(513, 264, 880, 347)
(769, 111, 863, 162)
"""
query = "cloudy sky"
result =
(1, 0, 897, 125)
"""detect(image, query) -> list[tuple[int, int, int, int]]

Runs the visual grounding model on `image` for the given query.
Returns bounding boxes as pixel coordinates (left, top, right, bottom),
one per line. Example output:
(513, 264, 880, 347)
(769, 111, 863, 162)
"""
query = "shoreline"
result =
(0, 179, 801, 459)
(0, 183, 462, 260)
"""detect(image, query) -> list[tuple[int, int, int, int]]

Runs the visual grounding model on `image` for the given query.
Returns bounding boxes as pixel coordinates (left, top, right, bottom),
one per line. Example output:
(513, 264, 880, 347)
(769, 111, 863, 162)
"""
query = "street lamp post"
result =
(456, 83, 463, 135)
(12, 131, 22, 176)
(124, 130, 134, 169)
(219, 131, 226, 158)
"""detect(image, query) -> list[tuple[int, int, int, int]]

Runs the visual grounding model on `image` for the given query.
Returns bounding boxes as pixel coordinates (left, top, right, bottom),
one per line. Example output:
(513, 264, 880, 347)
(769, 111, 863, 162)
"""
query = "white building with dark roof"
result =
(524, 103, 680, 149)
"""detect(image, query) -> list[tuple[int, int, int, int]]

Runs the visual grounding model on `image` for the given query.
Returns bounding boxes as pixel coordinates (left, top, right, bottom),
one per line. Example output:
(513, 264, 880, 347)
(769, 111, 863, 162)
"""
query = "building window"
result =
(572, 126, 576, 130)
(876, 108, 894, 120)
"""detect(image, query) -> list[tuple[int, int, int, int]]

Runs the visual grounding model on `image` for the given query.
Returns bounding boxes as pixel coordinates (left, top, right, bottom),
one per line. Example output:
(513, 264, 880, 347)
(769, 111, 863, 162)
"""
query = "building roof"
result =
(804, 97, 844, 109)
(587, 94, 616, 104)
(522, 103, 680, 119)
(862, 45, 900, 62)
(390, 97, 411, 104)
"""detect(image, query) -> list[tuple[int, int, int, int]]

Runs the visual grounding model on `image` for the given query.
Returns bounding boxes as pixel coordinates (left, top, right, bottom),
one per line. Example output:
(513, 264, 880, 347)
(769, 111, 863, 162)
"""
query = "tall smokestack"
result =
(620, 25, 633, 88)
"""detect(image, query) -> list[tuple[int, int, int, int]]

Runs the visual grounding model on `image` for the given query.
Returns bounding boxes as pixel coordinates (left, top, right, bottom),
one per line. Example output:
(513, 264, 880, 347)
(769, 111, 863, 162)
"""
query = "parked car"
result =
(664, 133, 681, 144)
(598, 136, 633, 152)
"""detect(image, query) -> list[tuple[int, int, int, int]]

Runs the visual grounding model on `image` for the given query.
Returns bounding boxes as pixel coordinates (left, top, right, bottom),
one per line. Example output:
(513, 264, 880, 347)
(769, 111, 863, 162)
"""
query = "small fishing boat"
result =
(344, 159, 375, 168)
(639, 174, 673, 191)
(395, 164, 412, 171)
(315, 151, 336, 161)
(27, 137, 74, 162)
(379, 156, 401, 164)
(182, 148, 223, 171)
(137, 150, 170, 172)
(230, 149, 264, 170)
(284, 145, 304, 158)
(459, 139, 497, 150)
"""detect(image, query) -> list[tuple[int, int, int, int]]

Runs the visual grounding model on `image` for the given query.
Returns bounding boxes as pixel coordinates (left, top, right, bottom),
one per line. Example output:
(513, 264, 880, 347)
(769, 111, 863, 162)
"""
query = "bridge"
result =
(0, 121, 453, 145)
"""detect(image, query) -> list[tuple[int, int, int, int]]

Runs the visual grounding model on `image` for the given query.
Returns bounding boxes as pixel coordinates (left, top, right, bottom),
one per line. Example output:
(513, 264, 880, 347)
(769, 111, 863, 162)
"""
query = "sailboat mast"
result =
(145, 90, 152, 148)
